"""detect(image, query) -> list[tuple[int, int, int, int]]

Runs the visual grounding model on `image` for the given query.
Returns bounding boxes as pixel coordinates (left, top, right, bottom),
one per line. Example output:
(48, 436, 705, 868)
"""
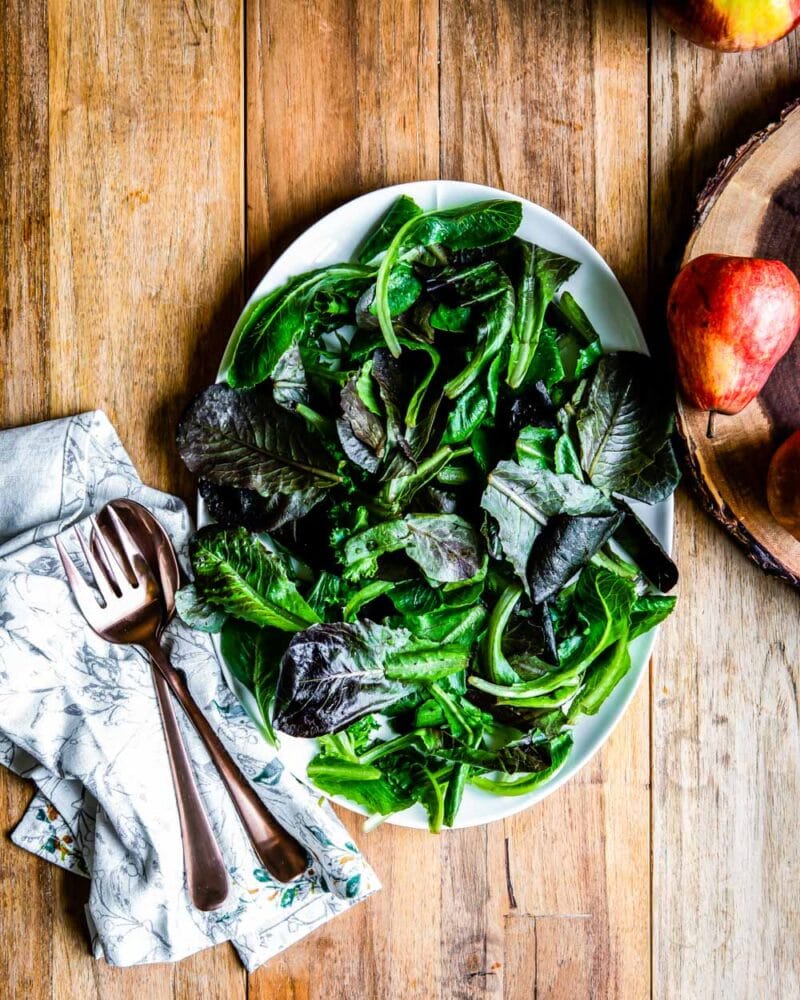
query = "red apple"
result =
(667, 253, 800, 415)
(656, 0, 800, 51)
(767, 430, 800, 540)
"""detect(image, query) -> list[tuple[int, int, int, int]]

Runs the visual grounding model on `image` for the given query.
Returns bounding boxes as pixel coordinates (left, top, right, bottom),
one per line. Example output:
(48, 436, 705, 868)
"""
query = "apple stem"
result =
(706, 411, 717, 439)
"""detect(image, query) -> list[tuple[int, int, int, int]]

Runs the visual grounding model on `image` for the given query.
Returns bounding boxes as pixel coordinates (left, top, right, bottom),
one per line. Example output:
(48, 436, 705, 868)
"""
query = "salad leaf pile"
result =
(177, 195, 680, 831)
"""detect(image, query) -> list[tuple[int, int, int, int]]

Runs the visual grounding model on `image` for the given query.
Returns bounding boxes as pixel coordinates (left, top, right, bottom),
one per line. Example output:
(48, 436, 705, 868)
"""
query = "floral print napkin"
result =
(0, 411, 379, 969)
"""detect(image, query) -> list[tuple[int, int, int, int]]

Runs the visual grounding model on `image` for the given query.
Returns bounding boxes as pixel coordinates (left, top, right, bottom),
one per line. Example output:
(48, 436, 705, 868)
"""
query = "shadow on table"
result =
(147, 268, 245, 504)
(244, 183, 367, 298)
(56, 865, 94, 953)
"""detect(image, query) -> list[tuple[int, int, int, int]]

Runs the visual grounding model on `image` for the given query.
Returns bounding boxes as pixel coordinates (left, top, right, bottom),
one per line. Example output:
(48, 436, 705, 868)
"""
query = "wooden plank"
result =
(1, 0, 247, 997)
(46, 0, 245, 499)
(0, 779, 56, 1000)
(46, 0, 245, 990)
(440, 2, 650, 997)
(502, 916, 600, 1000)
(0, 0, 50, 427)
(0, 2, 55, 997)
(438, 826, 505, 994)
(245, 2, 440, 995)
(245, 0, 439, 289)
(649, 17, 800, 1000)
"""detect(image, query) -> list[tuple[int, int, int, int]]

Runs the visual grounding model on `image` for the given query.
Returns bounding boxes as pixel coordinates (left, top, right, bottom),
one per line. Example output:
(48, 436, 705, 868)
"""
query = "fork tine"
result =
(102, 505, 155, 589)
(90, 515, 135, 592)
(73, 524, 118, 604)
(54, 534, 104, 622)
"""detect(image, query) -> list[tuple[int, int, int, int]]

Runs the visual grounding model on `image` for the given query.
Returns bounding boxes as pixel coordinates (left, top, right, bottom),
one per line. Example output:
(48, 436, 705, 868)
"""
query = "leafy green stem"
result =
(469, 669, 582, 700)
(359, 730, 434, 766)
(429, 681, 475, 742)
(483, 583, 523, 684)
(385, 644, 470, 682)
(375, 215, 422, 357)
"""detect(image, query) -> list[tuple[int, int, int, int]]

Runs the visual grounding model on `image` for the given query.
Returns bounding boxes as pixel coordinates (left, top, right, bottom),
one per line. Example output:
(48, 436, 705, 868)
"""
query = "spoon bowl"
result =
(94, 499, 181, 630)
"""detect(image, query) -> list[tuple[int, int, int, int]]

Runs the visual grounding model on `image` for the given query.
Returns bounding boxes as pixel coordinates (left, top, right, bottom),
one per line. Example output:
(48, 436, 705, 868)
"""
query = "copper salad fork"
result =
(55, 506, 309, 890)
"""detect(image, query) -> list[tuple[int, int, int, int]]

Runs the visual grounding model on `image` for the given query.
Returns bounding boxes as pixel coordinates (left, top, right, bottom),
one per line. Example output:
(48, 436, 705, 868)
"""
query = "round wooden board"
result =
(678, 99, 800, 590)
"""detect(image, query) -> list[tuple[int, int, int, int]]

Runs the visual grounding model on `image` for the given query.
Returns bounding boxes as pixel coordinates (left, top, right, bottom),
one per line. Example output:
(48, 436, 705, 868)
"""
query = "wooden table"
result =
(1, 3, 798, 998)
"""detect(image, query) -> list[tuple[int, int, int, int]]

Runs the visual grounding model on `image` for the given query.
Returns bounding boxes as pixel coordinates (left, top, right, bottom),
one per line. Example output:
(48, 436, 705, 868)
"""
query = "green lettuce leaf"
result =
(190, 526, 320, 631)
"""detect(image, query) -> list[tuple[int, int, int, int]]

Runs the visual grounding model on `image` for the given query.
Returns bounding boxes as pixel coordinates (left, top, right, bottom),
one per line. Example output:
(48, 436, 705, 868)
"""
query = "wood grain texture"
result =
(2, 1, 800, 998)
(47, 0, 245, 498)
(650, 14, 800, 1000)
(0, 2, 56, 995)
(0, 0, 50, 425)
(245, 0, 439, 290)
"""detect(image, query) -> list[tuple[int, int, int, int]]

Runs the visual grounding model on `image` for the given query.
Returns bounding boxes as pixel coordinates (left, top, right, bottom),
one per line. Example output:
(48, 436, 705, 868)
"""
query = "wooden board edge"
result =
(675, 403, 800, 589)
(688, 96, 800, 242)
(675, 99, 800, 593)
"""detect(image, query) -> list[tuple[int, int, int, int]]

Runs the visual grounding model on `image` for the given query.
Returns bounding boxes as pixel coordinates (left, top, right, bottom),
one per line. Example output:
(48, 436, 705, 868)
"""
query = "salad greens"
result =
(177, 194, 680, 831)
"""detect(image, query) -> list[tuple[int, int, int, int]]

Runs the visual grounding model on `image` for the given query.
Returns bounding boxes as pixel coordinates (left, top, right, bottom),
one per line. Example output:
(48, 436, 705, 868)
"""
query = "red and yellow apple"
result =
(767, 431, 800, 541)
(656, 0, 800, 51)
(667, 253, 800, 415)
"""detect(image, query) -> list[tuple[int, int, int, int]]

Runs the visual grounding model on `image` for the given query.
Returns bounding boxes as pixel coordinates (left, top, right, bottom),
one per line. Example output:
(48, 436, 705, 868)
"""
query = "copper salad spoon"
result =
(92, 499, 230, 912)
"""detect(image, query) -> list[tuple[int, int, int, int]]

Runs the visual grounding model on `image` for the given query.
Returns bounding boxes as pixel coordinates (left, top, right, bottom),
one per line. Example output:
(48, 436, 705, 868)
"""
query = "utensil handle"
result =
(150, 664, 230, 911)
(144, 639, 309, 884)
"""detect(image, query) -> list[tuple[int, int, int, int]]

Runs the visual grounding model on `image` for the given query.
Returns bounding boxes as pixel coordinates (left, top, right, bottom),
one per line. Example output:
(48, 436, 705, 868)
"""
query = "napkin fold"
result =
(0, 411, 378, 970)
